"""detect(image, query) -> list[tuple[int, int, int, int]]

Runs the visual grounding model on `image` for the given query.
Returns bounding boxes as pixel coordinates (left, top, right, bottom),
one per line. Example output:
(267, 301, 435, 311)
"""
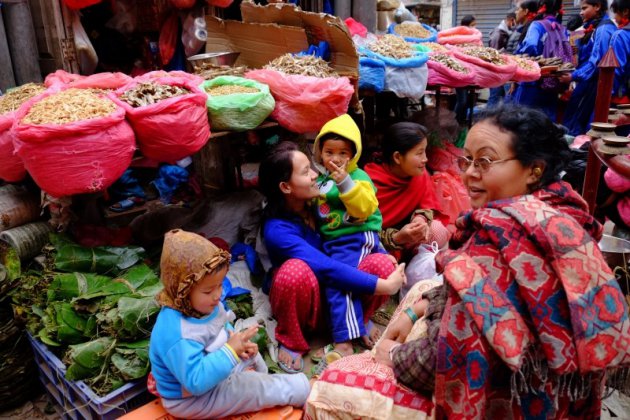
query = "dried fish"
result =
(511, 56, 538, 72)
(430, 53, 468, 73)
(423, 42, 449, 53)
(205, 85, 260, 96)
(0, 83, 46, 115)
(394, 22, 432, 39)
(460, 46, 506, 65)
(368, 35, 414, 59)
(195, 64, 249, 80)
(515, 54, 563, 67)
(120, 82, 190, 108)
(264, 54, 338, 78)
(21, 88, 116, 125)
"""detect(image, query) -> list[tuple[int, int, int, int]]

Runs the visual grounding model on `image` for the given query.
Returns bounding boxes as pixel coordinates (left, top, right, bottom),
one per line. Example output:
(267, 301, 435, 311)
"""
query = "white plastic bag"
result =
(384, 63, 428, 99)
(401, 241, 440, 299)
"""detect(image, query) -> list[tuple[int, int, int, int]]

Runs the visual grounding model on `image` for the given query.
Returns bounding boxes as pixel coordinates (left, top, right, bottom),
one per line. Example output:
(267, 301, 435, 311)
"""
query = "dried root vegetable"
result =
(0, 83, 46, 115)
(368, 34, 414, 59)
(264, 54, 338, 78)
(21, 88, 116, 125)
(460, 46, 506, 65)
(393, 22, 432, 39)
(205, 85, 260, 96)
(120, 82, 190, 108)
(430, 53, 468, 73)
(423, 42, 448, 53)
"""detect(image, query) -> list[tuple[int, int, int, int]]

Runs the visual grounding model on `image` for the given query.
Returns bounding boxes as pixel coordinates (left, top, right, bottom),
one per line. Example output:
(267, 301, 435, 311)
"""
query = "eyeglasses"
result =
(456, 156, 518, 173)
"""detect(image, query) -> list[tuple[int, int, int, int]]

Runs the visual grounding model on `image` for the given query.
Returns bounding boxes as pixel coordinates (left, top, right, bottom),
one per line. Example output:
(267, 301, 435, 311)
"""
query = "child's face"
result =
(189, 266, 227, 315)
(321, 138, 354, 171)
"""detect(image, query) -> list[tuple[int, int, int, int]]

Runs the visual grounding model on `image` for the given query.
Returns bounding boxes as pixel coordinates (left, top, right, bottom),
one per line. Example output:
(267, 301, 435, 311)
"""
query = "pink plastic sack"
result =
(431, 171, 471, 228)
(511, 57, 541, 83)
(427, 52, 476, 88)
(427, 141, 462, 177)
(69, 72, 133, 89)
(0, 113, 26, 182)
(12, 91, 135, 197)
(450, 48, 517, 88)
(134, 70, 204, 86)
(437, 26, 483, 45)
(245, 69, 354, 133)
(345, 17, 368, 38)
(112, 77, 210, 163)
(44, 70, 83, 88)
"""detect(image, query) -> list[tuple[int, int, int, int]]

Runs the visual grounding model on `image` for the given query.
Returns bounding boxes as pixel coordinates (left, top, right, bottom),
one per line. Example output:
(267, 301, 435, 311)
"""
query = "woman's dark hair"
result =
(565, 14, 583, 31)
(258, 141, 299, 220)
(583, 0, 609, 15)
(461, 15, 476, 26)
(518, 0, 539, 43)
(473, 104, 571, 188)
(611, 0, 630, 14)
(534, 0, 564, 22)
(382, 122, 428, 165)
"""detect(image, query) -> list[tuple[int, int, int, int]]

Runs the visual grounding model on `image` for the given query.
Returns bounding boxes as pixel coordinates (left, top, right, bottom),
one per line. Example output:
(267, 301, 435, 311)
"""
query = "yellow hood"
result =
(313, 114, 362, 173)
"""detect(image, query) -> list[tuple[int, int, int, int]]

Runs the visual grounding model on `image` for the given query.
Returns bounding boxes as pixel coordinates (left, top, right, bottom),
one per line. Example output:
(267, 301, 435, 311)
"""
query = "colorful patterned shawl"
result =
(435, 181, 630, 419)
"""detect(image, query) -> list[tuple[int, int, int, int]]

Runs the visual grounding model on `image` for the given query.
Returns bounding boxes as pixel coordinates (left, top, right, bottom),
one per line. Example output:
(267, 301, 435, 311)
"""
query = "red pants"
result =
(269, 253, 395, 353)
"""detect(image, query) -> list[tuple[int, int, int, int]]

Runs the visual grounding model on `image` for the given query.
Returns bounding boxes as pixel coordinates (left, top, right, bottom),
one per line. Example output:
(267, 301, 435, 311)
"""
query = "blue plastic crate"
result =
(27, 333, 154, 420)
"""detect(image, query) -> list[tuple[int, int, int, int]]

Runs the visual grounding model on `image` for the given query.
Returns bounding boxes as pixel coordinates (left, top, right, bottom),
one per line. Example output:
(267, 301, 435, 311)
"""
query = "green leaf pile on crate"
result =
(11, 234, 162, 396)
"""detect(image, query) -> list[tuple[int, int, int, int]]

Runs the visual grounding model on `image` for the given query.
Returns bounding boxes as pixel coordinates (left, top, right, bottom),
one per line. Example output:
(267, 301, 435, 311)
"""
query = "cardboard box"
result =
(204, 2, 358, 78)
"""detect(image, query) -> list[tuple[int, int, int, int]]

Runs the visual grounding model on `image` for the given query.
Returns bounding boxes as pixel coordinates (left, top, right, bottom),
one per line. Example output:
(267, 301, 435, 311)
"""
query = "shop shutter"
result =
(455, 0, 513, 45)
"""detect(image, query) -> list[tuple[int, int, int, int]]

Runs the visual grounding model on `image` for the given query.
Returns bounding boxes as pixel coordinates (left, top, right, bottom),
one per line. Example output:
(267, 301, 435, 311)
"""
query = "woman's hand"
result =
(384, 299, 429, 343)
(375, 263, 406, 295)
(373, 338, 400, 367)
(393, 219, 429, 248)
(227, 326, 259, 359)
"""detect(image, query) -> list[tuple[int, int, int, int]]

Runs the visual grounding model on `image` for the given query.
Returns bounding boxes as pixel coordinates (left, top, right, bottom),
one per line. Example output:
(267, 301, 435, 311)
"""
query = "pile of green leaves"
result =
(10, 234, 162, 396)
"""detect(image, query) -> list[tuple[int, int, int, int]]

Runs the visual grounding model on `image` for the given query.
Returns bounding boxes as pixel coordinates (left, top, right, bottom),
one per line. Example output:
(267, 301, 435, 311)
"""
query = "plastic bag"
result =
(345, 17, 367, 38)
(111, 76, 209, 163)
(44, 70, 83, 88)
(388, 22, 438, 43)
(359, 57, 386, 92)
(134, 70, 203, 86)
(361, 48, 429, 99)
(159, 13, 179, 66)
(402, 242, 440, 299)
(171, 0, 196, 8)
(63, 0, 101, 10)
(182, 11, 207, 57)
(12, 91, 135, 197)
(511, 57, 541, 83)
(438, 26, 483, 45)
(206, 0, 234, 7)
(426, 52, 476, 88)
(450, 47, 517, 88)
(69, 72, 133, 90)
(427, 141, 463, 177)
(201, 76, 275, 131)
(431, 171, 471, 228)
(245, 69, 354, 134)
(0, 113, 25, 182)
(71, 11, 98, 75)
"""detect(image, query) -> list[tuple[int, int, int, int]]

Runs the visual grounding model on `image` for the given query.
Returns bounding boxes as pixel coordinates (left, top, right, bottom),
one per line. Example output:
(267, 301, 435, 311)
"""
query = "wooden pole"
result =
(352, 0, 376, 33)
(0, 7, 16, 91)
(3, 0, 42, 85)
(581, 47, 619, 214)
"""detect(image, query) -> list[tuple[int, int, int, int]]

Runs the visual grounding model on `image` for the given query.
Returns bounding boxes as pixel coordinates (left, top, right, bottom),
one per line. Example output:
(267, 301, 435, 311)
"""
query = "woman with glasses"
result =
(306, 104, 630, 419)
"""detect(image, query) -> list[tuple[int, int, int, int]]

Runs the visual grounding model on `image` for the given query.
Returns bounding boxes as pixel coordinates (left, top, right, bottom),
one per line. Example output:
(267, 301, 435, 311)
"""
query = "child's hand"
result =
(227, 326, 258, 359)
(326, 159, 349, 184)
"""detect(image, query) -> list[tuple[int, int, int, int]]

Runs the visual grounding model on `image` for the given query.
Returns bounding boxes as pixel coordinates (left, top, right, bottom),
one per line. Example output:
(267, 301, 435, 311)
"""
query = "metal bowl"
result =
(187, 52, 241, 70)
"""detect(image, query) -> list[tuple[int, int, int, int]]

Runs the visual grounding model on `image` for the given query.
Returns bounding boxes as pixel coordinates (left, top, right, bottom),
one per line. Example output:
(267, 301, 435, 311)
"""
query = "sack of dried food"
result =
(361, 35, 429, 99)
(134, 70, 204, 86)
(427, 52, 476, 87)
(437, 26, 483, 46)
(112, 77, 210, 163)
(509, 55, 541, 83)
(245, 54, 354, 133)
(450, 46, 516, 88)
(0, 83, 48, 182)
(200, 76, 275, 131)
(44, 70, 132, 90)
(12, 88, 135, 197)
(388, 22, 438, 43)
(359, 57, 386, 92)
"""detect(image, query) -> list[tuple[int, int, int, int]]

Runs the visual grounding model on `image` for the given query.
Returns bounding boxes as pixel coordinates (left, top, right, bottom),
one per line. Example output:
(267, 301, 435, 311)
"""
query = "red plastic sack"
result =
(431, 171, 471, 228)
(450, 48, 517, 88)
(245, 69, 354, 133)
(159, 13, 179, 66)
(12, 92, 135, 197)
(345, 17, 368, 38)
(510, 57, 541, 83)
(426, 52, 476, 88)
(437, 26, 483, 46)
(112, 77, 210, 163)
(0, 113, 26, 182)
(427, 141, 462, 177)
(63, 0, 101, 10)
(206, 0, 234, 7)
(170, 0, 195, 8)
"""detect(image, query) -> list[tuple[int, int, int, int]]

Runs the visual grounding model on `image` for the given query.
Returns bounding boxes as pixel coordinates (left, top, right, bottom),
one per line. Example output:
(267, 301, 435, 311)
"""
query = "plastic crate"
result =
(27, 333, 154, 420)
